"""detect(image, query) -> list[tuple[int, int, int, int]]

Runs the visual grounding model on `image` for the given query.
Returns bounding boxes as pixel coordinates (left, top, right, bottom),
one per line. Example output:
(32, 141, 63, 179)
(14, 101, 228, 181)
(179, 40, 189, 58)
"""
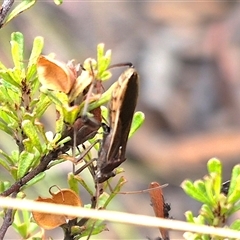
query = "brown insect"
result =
(95, 66, 139, 183)
(149, 182, 171, 240)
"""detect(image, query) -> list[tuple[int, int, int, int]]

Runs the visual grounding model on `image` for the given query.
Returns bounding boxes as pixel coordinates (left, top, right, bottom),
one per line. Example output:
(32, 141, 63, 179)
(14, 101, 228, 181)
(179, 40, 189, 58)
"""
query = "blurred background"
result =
(1, 1, 240, 239)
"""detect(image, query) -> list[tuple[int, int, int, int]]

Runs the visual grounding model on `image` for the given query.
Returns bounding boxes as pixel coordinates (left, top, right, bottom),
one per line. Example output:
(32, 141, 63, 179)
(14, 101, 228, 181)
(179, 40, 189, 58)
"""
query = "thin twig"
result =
(0, 149, 59, 197)
(0, 191, 17, 239)
(0, 0, 14, 28)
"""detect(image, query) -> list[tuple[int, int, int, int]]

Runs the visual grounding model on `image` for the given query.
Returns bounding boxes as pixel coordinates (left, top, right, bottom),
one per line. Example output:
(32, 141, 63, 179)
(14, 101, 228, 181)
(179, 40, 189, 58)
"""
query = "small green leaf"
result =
(73, 175, 94, 196)
(181, 180, 211, 204)
(54, 0, 63, 5)
(0, 71, 21, 88)
(62, 105, 80, 125)
(21, 172, 45, 190)
(68, 173, 80, 195)
(229, 203, 240, 215)
(0, 149, 16, 165)
(100, 70, 112, 81)
(0, 181, 11, 193)
(185, 211, 194, 223)
(183, 232, 200, 240)
(87, 81, 117, 112)
(207, 158, 222, 175)
(194, 180, 206, 195)
(96, 43, 112, 79)
(47, 158, 65, 169)
(200, 204, 214, 222)
(228, 164, 240, 197)
(230, 219, 240, 230)
(0, 83, 21, 106)
(77, 193, 108, 238)
(33, 93, 51, 118)
(12, 210, 30, 238)
(0, 121, 13, 135)
(0, 158, 11, 171)
(17, 151, 34, 179)
(11, 32, 24, 70)
(27, 36, 44, 79)
(103, 176, 127, 208)
(203, 176, 215, 206)
(228, 175, 240, 204)
(129, 111, 145, 138)
(193, 215, 205, 225)
(77, 219, 106, 238)
(4, 1, 37, 26)
(21, 119, 42, 153)
(0, 108, 18, 129)
(211, 172, 221, 197)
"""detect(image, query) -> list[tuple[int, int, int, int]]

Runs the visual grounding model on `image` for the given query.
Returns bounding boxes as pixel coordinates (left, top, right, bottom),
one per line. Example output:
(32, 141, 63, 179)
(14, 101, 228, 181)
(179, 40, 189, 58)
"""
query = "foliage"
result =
(0, 3, 239, 239)
(0, 0, 62, 28)
(181, 158, 240, 240)
(0, 31, 144, 239)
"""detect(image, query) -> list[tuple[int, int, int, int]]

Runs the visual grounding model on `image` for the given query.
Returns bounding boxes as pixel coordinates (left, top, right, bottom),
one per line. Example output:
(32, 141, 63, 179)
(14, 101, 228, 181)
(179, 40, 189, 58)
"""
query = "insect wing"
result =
(102, 67, 139, 173)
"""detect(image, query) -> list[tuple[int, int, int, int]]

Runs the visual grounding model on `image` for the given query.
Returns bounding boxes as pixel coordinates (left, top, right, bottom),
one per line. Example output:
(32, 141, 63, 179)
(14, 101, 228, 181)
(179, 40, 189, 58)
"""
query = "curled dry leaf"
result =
(149, 182, 170, 240)
(37, 55, 77, 93)
(32, 189, 82, 229)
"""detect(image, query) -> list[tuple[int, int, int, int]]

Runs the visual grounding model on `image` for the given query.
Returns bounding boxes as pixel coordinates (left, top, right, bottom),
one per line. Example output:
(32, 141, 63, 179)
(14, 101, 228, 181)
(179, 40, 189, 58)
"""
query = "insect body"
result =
(96, 67, 139, 183)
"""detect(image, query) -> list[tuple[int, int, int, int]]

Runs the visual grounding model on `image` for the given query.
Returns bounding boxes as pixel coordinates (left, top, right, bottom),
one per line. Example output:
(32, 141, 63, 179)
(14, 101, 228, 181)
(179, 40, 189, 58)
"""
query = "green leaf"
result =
(193, 215, 205, 225)
(0, 149, 16, 165)
(21, 119, 42, 153)
(185, 211, 194, 223)
(27, 36, 44, 79)
(77, 193, 109, 238)
(207, 158, 222, 175)
(21, 172, 45, 190)
(77, 219, 106, 238)
(73, 175, 94, 196)
(0, 107, 18, 128)
(228, 164, 240, 197)
(0, 181, 11, 193)
(129, 111, 145, 138)
(12, 210, 30, 238)
(200, 204, 214, 222)
(100, 70, 112, 81)
(68, 173, 80, 195)
(97, 43, 112, 79)
(17, 151, 35, 179)
(0, 83, 21, 107)
(194, 180, 206, 195)
(62, 105, 80, 125)
(228, 203, 240, 215)
(0, 71, 21, 88)
(230, 219, 240, 230)
(87, 81, 117, 112)
(211, 172, 221, 198)
(47, 158, 65, 169)
(103, 176, 127, 208)
(0, 121, 13, 135)
(11, 32, 25, 70)
(33, 93, 51, 118)
(228, 175, 240, 204)
(183, 232, 201, 240)
(181, 180, 211, 204)
(203, 176, 215, 206)
(4, 1, 37, 26)
(0, 158, 11, 171)
(54, 0, 63, 5)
